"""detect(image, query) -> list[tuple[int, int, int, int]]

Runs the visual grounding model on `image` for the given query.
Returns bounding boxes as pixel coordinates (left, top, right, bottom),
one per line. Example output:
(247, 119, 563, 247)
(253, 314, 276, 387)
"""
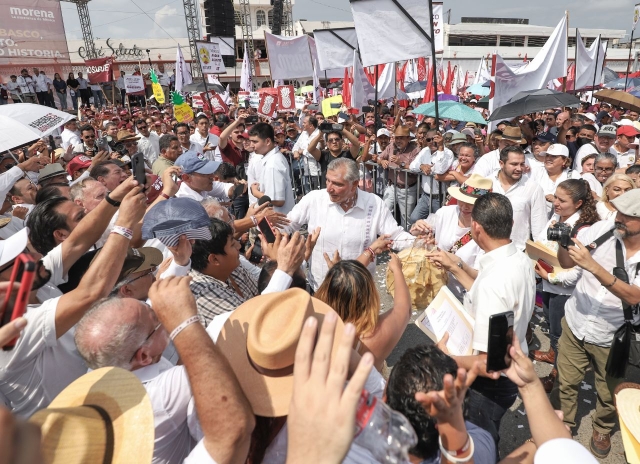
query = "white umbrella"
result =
(0, 104, 75, 152)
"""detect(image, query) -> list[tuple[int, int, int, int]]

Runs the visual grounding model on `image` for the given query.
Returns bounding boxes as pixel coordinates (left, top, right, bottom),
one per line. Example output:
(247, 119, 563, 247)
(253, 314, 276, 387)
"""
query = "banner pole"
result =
(591, 35, 601, 104)
(574, 29, 579, 93)
(562, 10, 568, 92)
(626, 29, 636, 92)
(427, 0, 439, 125)
(374, 64, 379, 119)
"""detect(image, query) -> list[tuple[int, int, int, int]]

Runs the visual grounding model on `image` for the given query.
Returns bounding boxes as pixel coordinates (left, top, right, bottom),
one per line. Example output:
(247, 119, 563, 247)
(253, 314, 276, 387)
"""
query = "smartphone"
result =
(536, 259, 554, 273)
(131, 152, 147, 185)
(0, 254, 36, 351)
(204, 135, 210, 148)
(287, 117, 295, 123)
(338, 112, 350, 120)
(246, 115, 259, 124)
(258, 217, 276, 243)
(231, 183, 245, 199)
(362, 105, 374, 113)
(308, 104, 319, 111)
(474, 128, 483, 136)
(486, 311, 515, 372)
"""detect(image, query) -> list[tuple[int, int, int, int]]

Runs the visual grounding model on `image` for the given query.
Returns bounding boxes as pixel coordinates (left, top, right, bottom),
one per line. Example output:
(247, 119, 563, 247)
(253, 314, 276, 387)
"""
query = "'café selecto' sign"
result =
(78, 38, 144, 60)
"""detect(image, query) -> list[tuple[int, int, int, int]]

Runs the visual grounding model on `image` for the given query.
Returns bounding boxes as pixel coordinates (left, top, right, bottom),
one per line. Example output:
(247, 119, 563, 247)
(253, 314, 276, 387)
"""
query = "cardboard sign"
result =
(124, 75, 145, 94)
(85, 57, 113, 83)
(277, 85, 296, 111)
(174, 103, 194, 123)
(200, 91, 228, 114)
(257, 93, 277, 118)
(196, 41, 226, 74)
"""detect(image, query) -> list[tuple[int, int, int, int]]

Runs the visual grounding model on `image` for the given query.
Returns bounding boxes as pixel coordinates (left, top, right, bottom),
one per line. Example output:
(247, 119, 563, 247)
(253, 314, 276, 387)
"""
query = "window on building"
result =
(585, 37, 596, 47)
(256, 10, 266, 27)
(234, 9, 242, 26)
(527, 36, 550, 47)
(498, 35, 525, 47)
(448, 34, 498, 47)
(268, 9, 273, 28)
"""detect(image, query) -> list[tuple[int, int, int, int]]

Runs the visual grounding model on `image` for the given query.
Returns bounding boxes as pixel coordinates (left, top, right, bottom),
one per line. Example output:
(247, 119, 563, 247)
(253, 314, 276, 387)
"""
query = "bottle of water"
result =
(353, 390, 418, 463)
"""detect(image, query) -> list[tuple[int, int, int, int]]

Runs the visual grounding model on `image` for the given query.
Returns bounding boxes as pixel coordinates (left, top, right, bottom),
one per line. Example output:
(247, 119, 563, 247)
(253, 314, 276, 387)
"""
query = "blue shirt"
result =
(419, 421, 496, 464)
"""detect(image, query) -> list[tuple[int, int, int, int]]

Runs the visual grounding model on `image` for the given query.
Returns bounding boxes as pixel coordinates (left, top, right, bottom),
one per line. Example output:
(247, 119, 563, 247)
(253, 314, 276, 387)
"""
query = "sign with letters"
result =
(84, 56, 113, 83)
(124, 75, 145, 94)
(195, 41, 226, 75)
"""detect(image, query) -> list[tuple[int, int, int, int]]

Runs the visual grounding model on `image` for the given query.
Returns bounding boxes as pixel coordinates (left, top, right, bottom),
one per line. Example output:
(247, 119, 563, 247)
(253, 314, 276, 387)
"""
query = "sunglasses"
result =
(425, 138, 434, 142)
(327, 138, 342, 143)
(129, 320, 162, 362)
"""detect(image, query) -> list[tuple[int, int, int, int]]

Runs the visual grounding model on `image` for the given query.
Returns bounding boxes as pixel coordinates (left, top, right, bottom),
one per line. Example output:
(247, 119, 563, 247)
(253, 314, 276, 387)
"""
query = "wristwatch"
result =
(457, 259, 464, 269)
(105, 193, 121, 207)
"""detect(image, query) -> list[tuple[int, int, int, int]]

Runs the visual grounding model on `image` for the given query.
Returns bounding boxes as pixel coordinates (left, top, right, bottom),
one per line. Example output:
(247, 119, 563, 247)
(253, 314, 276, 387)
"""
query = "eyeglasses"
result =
(121, 266, 157, 286)
(595, 166, 615, 173)
(129, 321, 162, 362)
(425, 138, 434, 142)
(125, 141, 138, 147)
(327, 138, 341, 143)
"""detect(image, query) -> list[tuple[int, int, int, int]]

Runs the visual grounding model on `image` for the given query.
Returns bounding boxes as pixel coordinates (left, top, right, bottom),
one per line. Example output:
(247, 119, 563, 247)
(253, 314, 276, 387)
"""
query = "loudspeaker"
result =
(271, 0, 283, 35)
(203, 0, 235, 37)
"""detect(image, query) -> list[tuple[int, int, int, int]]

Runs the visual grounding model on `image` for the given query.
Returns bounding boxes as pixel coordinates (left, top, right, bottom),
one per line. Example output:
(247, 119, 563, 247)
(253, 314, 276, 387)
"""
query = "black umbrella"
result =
(326, 80, 343, 89)
(404, 81, 427, 93)
(182, 81, 226, 94)
(488, 89, 581, 121)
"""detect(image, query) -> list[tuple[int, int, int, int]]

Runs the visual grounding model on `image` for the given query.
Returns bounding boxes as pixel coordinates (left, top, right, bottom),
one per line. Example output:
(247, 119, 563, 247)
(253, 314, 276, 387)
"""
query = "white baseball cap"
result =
(376, 128, 391, 138)
(0, 228, 28, 268)
(545, 144, 570, 157)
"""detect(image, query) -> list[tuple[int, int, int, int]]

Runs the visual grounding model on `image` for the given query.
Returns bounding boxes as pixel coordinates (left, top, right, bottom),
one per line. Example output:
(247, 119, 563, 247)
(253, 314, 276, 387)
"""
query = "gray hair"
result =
(595, 152, 618, 168)
(74, 297, 149, 370)
(200, 197, 225, 219)
(69, 177, 99, 203)
(327, 158, 359, 183)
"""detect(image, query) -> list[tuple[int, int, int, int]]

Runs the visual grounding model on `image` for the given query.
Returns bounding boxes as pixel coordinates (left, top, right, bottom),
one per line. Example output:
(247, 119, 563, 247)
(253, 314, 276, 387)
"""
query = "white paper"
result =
(124, 75, 144, 94)
(426, 299, 473, 356)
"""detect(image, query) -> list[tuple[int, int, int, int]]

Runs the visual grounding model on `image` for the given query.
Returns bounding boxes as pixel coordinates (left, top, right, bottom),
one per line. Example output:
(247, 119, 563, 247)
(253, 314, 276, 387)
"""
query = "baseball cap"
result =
(584, 112, 597, 123)
(275, 128, 284, 136)
(404, 111, 416, 119)
(535, 131, 557, 144)
(38, 163, 67, 183)
(376, 128, 391, 138)
(461, 128, 475, 138)
(617, 125, 640, 138)
(66, 155, 92, 176)
(597, 125, 617, 139)
(0, 228, 28, 267)
(142, 197, 212, 246)
(448, 133, 468, 144)
(175, 150, 221, 175)
(545, 144, 569, 157)
(612, 189, 640, 217)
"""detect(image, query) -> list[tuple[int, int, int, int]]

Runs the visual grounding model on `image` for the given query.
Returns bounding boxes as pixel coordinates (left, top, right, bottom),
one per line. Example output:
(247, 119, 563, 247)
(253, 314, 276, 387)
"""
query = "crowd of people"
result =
(1, 82, 640, 464)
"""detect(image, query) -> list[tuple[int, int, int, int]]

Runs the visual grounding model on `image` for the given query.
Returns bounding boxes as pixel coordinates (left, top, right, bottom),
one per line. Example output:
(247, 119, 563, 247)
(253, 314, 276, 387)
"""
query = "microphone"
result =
(258, 195, 272, 206)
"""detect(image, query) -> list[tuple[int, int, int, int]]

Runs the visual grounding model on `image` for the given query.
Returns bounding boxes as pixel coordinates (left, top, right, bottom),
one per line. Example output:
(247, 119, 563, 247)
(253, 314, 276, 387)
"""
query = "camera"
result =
(245, 115, 259, 124)
(319, 122, 343, 133)
(112, 142, 128, 157)
(547, 222, 573, 248)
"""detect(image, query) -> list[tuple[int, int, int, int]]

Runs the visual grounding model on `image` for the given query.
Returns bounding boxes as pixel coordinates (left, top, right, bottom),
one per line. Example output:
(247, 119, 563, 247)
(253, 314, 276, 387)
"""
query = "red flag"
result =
(277, 85, 295, 111)
(445, 61, 454, 94)
(342, 67, 352, 109)
(209, 93, 228, 114)
(85, 56, 113, 83)
(397, 62, 407, 90)
(423, 61, 435, 103)
(417, 57, 427, 81)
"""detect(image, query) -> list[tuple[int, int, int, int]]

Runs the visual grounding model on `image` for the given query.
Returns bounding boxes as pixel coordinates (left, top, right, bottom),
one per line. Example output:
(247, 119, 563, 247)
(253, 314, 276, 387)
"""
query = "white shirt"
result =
(292, 129, 321, 176)
(190, 132, 219, 161)
(16, 75, 35, 94)
(492, 173, 548, 252)
(409, 147, 454, 195)
(77, 77, 88, 90)
(33, 74, 51, 92)
(116, 76, 126, 90)
(611, 144, 636, 169)
(7, 80, 20, 96)
(532, 168, 582, 217)
(0, 297, 87, 417)
(581, 172, 604, 197)
(257, 147, 295, 214)
(474, 148, 531, 178)
(138, 132, 161, 166)
(183, 440, 217, 464)
(464, 243, 536, 355)
(156, 71, 170, 87)
(247, 152, 263, 204)
(286, 189, 414, 290)
(176, 180, 234, 202)
(596, 201, 617, 221)
(61, 128, 81, 150)
(181, 141, 204, 154)
(573, 143, 616, 171)
(0, 165, 26, 205)
(133, 358, 195, 464)
(565, 219, 640, 346)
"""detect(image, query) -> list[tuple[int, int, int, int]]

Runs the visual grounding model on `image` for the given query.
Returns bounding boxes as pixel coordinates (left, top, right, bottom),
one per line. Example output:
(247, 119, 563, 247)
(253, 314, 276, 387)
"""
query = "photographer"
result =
(554, 188, 640, 459)
(72, 125, 111, 157)
(307, 125, 360, 188)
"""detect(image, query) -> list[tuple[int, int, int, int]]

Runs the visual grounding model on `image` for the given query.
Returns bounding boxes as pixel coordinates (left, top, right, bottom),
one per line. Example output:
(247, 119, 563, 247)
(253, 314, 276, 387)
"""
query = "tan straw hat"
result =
(116, 129, 140, 142)
(216, 288, 345, 417)
(29, 367, 154, 464)
(393, 125, 412, 137)
(615, 383, 640, 462)
(495, 126, 527, 144)
(447, 173, 493, 204)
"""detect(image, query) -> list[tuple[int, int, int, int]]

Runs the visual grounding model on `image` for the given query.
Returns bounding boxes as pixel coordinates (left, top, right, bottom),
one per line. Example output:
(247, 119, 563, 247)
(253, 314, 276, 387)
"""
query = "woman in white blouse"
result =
(410, 173, 492, 301)
(531, 144, 581, 217)
(531, 179, 600, 392)
(596, 173, 635, 220)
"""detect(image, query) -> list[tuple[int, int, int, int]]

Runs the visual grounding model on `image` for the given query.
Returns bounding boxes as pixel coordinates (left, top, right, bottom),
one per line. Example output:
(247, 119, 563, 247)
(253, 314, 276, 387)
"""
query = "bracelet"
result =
(604, 276, 617, 288)
(105, 193, 121, 207)
(365, 247, 376, 262)
(161, 192, 173, 199)
(169, 315, 201, 341)
(250, 215, 258, 227)
(110, 226, 133, 240)
(438, 435, 474, 463)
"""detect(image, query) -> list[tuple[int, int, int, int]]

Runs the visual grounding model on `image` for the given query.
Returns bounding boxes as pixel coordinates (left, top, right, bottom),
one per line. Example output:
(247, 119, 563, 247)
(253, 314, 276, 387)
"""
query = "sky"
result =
(59, 0, 639, 42)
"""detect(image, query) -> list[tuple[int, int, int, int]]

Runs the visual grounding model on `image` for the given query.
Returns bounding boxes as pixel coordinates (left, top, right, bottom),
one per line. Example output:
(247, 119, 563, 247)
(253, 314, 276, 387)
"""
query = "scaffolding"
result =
(239, 0, 256, 88)
(282, 0, 294, 36)
(182, 0, 203, 78)
(61, 0, 98, 59)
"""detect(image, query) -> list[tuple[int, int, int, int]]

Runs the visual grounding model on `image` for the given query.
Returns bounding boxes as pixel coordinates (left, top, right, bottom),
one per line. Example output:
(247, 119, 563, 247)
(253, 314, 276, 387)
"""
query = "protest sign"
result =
(257, 93, 277, 118)
(124, 75, 145, 94)
(277, 85, 295, 111)
(85, 57, 113, 83)
(196, 41, 226, 74)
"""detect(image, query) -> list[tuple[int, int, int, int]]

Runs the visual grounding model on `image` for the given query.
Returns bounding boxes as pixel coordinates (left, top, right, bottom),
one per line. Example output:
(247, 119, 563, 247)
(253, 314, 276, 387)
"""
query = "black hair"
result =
(248, 122, 275, 144)
(580, 124, 597, 134)
(191, 219, 235, 272)
(257, 260, 307, 293)
(386, 345, 459, 460)
(497, 120, 512, 127)
(325, 131, 343, 141)
(35, 184, 69, 203)
(159, 134, 179, 153)
(79, 124, 95, 135)
(89, 161, 119, 180)
(195, 114, 209, 124)
(307, 116, 318, 128)
(214, 162, 238, 181)
(471, 193, 513, 240)
(27, 196, 71, 254)
(135, 118, 147, 127)
(499, 145, 524, 164)
(457, 142, 480, 158)
(627, 165, 640, 175)
(173, 122, 189, 134)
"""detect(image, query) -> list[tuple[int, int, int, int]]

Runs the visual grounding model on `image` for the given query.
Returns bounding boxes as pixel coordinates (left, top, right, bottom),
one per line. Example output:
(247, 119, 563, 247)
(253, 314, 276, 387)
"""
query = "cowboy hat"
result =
(29, 367, 154, 464)
(393, 125, 412, 138)
(215, 288, 345, 417)
(615, 382, 640, 462)
(116, 129, 140, 143)
(495, 126, 526, 144)
(447, 173, 492, 205)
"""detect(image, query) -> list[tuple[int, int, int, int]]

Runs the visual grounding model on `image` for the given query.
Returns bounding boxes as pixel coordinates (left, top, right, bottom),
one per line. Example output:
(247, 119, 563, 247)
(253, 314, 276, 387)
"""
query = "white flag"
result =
(575, 31, 606, 91)
(474, 57, 491, 85)
(492, 15, 567, 110)
(634, 3, 640, 31)
(265, 33, 314, 79)
(313, 28, 359, 71)
(240, 44, 253, 91)
(174, 44, 192, 92)
(351, 50, 376, 109)
(376, 63, 396, 100)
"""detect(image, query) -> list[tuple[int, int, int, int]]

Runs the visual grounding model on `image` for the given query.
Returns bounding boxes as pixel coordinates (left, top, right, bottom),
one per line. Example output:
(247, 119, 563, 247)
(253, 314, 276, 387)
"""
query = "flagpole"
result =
(562, 10, 568, 92)
(591, 35, 601, 104)
(374, 63, 379, 121)
(626, 30, 636, 92)
(574, 28, 579, 93)
(427, 0, 439, 125)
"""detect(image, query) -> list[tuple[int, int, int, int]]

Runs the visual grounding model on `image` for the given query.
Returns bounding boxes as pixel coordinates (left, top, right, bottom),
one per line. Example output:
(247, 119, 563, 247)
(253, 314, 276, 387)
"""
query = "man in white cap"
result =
(573, 124, 617, 170)
(554, 188, 640, 459)
(175, 151, 235, 201)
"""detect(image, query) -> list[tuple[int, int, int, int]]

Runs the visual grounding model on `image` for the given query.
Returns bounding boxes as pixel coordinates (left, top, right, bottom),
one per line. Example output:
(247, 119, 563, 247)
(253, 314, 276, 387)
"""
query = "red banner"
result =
(0, 0, 70, 66)
(277, 85, 295, 111)
(85, 57, 113, 83)
(199, 91, 228, 114)
(257, 93, 277, 118)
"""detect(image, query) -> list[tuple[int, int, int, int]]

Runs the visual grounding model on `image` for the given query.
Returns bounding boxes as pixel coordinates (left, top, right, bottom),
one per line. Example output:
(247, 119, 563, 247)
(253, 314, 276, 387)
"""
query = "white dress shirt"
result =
(564, 219, 640, 347)
(292, 129, 321, 176)
(77, 77, 88, 90)
(474, 148, 531, 178)
(16, 75, 35, 94)
(190, 132, 220, 161)
(116, 76, 125, 90)
(33, 74, 51, 92)
(0, 297, 87, 417)
(156, 71, 170, 86)
(61, 128, 81, 150)
(0, 165, 26, 205)
(138, 131, 160, 166)
(286, 189, 414, 290)
(464, 242, 536, 355)
(176, 180, 234, 202)
(257, 147, 295, 214)
(409, 146, 454, 195)
(491, 173, 548, 252)
(247, 152, 263, 204)
(611, 144, 636, 169)
(133, 358, 195, 464)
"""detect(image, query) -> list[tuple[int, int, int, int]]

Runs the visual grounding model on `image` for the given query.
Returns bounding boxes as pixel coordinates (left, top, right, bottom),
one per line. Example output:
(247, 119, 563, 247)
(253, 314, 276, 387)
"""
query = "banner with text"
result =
(265, 32, 315, 80)
(0, 0, 71, 65)
(85, 57, 113, 83)
(124, 75, 145, 94)
(196, 41, 226, 74)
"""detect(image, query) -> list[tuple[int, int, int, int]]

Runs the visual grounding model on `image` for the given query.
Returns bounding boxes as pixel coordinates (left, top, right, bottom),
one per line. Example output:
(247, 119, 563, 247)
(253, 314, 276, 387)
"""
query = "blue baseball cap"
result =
(141, 197, 211, 242)
(535, 131, 557, 144)
(175, 150, 221, 175)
